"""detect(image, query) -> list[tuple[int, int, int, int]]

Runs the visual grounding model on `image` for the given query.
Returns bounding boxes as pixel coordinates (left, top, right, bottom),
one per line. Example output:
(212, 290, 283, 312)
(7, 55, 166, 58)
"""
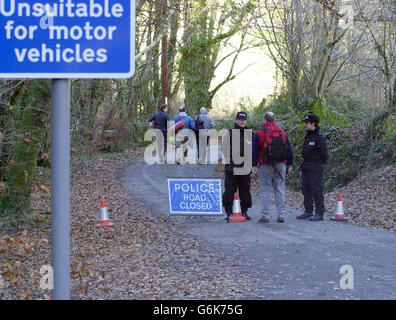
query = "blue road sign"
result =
(0, 0, 135, 78)
(168, 179, 223, 216)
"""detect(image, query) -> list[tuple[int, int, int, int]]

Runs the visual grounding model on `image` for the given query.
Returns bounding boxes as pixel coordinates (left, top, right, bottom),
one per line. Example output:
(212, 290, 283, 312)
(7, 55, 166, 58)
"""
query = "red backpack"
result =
(169, 119, 186, 134)
(258, 123, 289, 163)
(174, 120, 186, 133)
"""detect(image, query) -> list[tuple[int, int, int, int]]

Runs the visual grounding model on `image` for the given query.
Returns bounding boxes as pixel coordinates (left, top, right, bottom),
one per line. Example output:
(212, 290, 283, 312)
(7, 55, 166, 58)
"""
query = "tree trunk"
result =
(311, 48, 331, 103)
(0, 80, 51, 222)
(167, 0, 180, 100)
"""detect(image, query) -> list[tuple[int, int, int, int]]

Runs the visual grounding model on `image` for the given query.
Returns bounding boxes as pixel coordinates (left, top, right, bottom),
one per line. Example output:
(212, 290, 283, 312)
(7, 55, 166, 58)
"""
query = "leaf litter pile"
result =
(284, 166, 396, 231)
(1, 149, 261, 300)
(215, 164, 395, 231)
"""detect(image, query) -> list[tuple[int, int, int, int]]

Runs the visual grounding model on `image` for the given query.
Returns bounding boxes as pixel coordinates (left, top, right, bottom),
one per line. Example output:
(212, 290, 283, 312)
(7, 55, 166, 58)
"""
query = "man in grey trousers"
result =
(252, 112, 293, 223)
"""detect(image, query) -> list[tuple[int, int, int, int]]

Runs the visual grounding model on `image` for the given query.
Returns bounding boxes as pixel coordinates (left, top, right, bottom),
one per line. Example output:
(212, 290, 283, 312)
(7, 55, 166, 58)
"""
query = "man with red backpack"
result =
(252, 112, 293, 223)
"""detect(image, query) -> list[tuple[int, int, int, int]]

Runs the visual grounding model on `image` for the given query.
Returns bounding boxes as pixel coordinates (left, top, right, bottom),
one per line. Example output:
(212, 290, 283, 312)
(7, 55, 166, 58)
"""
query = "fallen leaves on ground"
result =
(325, 165, 396, 231)
(1, 148, 259, 299)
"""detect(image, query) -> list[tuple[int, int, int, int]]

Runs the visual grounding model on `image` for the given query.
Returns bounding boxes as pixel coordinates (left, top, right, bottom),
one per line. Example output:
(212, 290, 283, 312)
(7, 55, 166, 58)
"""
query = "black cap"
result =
(302, 114, 319, 124)
(236, 111, 247, 120)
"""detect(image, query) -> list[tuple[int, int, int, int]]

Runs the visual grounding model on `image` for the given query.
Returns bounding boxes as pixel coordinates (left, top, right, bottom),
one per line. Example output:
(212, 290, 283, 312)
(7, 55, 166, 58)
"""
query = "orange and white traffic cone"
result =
(229, 192, 246, 223)
(330, 193, 348, 221)
(96, 199, 114, 228)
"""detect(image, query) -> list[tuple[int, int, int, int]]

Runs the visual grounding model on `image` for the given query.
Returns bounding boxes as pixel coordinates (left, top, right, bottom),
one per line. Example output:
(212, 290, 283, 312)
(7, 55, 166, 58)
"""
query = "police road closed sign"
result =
(168, 179, 222, 216)
(0, 0, 135, 78)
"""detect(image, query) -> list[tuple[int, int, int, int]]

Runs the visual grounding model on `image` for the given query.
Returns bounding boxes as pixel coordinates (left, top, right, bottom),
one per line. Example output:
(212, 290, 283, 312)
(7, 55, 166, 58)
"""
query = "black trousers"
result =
(301, 170, 325, 215)
(223, 173, 252, 215)
(163, 131, 167, 154)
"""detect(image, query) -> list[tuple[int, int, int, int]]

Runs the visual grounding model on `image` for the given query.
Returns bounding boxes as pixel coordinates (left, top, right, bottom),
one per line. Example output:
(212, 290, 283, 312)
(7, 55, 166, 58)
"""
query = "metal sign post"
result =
(51, 79, 70, 300)
(0, 0, 136, 299)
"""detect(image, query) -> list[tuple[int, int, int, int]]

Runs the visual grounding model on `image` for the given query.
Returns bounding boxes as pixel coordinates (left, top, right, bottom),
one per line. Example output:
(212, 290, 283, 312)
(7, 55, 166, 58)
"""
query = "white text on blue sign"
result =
(168, 179, 222, 215)
(0, 0, 135, 78)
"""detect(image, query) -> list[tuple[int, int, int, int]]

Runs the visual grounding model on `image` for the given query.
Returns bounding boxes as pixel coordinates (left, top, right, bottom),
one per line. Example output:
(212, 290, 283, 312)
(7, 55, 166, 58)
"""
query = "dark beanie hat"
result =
(302, 114, 320, 124)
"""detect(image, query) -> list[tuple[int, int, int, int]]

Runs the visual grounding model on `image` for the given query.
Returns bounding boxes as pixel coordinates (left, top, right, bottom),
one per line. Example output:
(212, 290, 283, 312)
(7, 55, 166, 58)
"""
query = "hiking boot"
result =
(242, 212, 251, 221)
(309, 214, 324, 221)
(277, 217, 285, 223)
(296, 212, 313, 220)
(258, 217, 270, 223)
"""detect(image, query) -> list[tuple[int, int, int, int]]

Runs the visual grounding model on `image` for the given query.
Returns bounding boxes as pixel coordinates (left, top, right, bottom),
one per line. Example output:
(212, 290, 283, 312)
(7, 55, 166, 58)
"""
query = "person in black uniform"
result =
(297, 114, 328, 221)
(148, 104, 170, 157)
(223, 111, 252, 222)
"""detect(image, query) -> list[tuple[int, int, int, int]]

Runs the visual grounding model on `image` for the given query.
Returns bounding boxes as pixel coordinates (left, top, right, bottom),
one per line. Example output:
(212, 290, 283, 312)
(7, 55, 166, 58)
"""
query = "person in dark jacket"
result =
(223, 111, 252, 222)
(148, 104, 170, 157)
(297, 114, 328, 221)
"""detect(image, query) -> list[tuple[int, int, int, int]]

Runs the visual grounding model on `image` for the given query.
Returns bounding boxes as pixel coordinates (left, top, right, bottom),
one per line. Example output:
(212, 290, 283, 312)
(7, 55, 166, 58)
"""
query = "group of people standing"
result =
(223, 111, 328, 223)
(148, 105, 328, 223)
(148, 105, 215, 163)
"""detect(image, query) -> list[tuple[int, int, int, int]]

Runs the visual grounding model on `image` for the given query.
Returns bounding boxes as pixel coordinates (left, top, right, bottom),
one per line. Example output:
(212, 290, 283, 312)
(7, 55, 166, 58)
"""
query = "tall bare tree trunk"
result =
(0, 80, 51, 223)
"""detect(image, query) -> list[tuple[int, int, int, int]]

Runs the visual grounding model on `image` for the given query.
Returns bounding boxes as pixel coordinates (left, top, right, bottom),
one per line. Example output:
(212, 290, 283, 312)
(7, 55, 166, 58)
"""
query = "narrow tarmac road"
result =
(122, 154, 396, 299)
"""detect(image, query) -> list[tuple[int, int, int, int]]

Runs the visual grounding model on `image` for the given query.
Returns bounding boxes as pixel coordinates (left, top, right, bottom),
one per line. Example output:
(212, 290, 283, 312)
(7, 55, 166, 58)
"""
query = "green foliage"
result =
(311, 99, 350, 126)
(214, 118, 235, 131)
(367, 108, 395, 140)
(217, 90, 396, 192)
(180, 0, 256, 115)
(383, 112, 396, 138)
(180, 33, 218, 114)
(0, 80, 51, 224)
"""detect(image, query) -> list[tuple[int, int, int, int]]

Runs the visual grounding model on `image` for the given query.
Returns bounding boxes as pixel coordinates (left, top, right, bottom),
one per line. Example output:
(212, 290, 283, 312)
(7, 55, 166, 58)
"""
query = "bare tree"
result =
(253, 0, 374, 110)
(179, 0, 257, 114)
